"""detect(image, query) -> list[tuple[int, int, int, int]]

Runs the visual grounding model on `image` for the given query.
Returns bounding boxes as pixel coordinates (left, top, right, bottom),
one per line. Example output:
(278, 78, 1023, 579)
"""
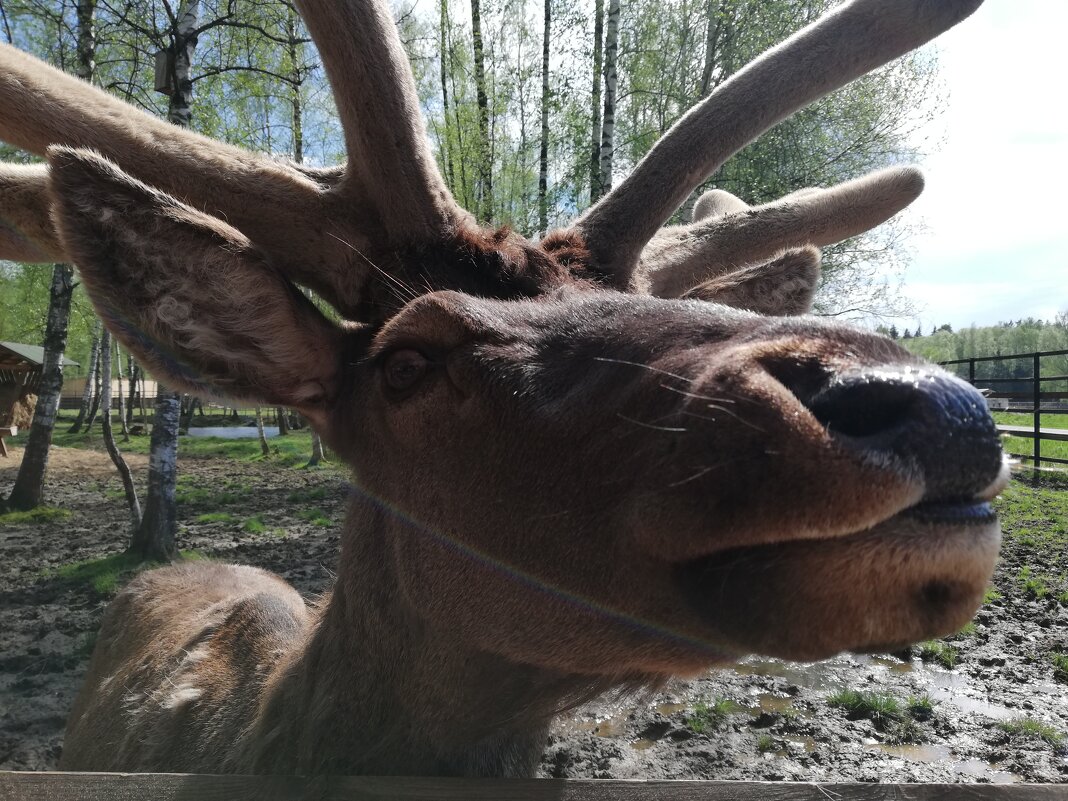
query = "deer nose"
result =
(807, 369, 1003, 500)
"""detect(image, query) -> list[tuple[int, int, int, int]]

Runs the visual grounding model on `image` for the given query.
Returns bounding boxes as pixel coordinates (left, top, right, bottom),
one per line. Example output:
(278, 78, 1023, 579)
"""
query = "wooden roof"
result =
(0, 341, 79, 372)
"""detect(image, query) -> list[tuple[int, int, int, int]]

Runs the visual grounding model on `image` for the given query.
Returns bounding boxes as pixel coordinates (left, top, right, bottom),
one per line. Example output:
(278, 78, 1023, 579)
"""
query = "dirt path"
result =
(1, 447, 1066, 781)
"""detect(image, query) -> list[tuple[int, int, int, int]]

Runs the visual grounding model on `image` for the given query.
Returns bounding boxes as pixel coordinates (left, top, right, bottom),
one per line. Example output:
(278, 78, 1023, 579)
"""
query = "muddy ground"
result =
(1, 445, 1066, 782)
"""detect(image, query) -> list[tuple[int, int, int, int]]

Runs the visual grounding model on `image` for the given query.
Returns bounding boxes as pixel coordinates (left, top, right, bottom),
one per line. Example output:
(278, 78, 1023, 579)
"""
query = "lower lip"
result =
(902, 499, 996, 525)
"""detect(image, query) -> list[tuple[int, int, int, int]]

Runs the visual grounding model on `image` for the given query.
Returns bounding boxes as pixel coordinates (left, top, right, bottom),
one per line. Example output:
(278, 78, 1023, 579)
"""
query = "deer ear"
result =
(682, 247, 821, 316)
(48, 147, 346, 424)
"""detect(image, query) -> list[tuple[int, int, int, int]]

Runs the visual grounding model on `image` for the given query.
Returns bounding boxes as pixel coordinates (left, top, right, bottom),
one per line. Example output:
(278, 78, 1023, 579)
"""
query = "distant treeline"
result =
(885, 315, 1068, 390)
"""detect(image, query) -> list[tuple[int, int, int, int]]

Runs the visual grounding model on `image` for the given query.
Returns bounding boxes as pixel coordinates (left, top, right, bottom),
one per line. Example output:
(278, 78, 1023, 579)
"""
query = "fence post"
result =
(968, 358, 975, 385)
(1033, 352, 1041, 470)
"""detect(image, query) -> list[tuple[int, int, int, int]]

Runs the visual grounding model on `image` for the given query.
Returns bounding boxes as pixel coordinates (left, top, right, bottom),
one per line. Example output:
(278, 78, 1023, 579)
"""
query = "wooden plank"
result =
(998, 425, 1068, 442)
(0, 773, 1064, 801)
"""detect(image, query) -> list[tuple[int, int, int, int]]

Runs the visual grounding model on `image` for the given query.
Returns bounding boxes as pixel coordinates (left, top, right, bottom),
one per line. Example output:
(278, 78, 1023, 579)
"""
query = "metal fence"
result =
(941, 348, 1068, 469)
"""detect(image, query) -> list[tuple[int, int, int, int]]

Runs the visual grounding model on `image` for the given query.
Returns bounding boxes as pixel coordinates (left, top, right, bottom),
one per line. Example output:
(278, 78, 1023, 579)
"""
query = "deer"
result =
(0, 0, 1007, 778)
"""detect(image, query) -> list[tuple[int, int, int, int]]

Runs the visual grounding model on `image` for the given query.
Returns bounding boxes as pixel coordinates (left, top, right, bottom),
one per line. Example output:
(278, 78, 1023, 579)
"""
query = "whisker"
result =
(616, 413, 687, 433)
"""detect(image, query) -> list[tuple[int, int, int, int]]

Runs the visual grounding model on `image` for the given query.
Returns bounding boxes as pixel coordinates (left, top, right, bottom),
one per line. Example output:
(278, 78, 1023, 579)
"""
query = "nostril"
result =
(806, 368, 1003, 501)
(809, 379, 918, 439)
(757, 355, 833, 409)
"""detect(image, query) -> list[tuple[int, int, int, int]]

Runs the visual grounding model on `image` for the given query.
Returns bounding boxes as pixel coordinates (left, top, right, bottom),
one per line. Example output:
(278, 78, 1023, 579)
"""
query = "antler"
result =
(0, 0, 467, 315)
(575, 0, 983, 288)
(0, 163, 60, 262)
(293, 0, 469, 243)
(639, 166, 924, 299)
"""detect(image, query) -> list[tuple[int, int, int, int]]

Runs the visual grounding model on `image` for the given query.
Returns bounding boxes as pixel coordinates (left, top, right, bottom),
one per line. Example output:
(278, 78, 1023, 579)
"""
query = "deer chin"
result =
(677, 494, 1003, 663)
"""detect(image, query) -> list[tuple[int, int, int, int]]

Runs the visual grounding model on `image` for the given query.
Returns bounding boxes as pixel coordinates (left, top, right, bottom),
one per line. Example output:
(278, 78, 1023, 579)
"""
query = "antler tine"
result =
(691, 189, 751, 223)
(0, 163, 63, 262)
(575, 0, 984, 286)
(640, 166, 923, 299)
(294, 0, 470, 243)
(0, 44, 376, 315)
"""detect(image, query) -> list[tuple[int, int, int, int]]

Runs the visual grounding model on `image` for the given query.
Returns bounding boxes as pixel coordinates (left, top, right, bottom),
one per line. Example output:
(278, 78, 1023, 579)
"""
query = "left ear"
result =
(48, 147, 347, 425)
(682, 247, 820, 316)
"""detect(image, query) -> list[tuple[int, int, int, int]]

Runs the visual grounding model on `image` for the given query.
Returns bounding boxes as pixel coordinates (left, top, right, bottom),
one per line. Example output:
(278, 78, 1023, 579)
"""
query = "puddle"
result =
(730, 658, 839, 691)
(571, 713, 630, 738)
(919, 667, 1016, 721)
(866, 743, 1020, 783)
(186, 426, 279, 439)
(655, 703, 687, 716)
(773, 736, 818, 758)
(745, 693, 808, 717)
(631, 738, 657, 751)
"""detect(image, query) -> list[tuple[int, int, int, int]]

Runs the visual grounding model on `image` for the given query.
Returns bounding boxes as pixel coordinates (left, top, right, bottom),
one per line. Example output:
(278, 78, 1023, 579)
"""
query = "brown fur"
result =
(0, 0, 1001, 779)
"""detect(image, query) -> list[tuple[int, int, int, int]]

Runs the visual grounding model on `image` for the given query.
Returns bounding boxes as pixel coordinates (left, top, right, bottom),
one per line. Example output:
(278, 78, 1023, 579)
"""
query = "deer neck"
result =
(249, 493, 603, 777)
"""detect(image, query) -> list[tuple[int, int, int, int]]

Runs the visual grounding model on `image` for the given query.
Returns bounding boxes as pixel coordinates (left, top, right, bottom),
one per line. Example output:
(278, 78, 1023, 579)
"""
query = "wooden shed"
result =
(0, 341, 79, 429)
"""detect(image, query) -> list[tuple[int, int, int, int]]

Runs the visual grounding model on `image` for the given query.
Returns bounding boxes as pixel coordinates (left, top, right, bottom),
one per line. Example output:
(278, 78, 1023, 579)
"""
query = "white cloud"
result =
(889, 1, 1068, 331)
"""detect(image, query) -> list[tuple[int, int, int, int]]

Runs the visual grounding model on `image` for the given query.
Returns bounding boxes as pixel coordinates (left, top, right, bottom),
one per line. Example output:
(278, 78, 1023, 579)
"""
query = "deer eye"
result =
(383, 349, 430, 392)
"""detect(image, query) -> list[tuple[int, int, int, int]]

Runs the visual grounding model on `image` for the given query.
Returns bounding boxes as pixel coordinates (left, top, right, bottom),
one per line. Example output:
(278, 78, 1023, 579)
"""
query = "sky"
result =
(886, 0, 1067, 333)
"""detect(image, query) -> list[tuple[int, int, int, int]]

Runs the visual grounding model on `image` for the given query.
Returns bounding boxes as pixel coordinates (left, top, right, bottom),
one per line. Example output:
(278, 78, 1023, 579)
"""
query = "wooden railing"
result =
(0, 773, 1063, 800)
(941, 349, 1068, 469)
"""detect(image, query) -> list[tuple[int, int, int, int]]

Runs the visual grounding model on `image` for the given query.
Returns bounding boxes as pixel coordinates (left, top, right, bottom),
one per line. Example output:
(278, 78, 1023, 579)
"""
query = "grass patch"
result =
(756, 734, 775, 753)
(1051, 653, 1068, 684)
(983, 586, 1003, 605)
(42, 550, 204, 595)
(286, 487, 329, 503)
(195, 512, 238, 524)
(1017, 566, 1051, 599)
(906, 694, 937, 722)
(296, 507, 332, 526)
(827, 690, 902, 727)
(997, 718, 1064, 748)
(917, 641, 959, 670)
(242, 515, 266, 533)
(0, 506, 71, 526)
(687, 698, 740, 733)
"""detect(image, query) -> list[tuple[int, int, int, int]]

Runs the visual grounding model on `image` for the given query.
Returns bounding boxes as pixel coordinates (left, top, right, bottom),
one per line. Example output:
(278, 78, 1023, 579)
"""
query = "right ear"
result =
(48, 147, 348, 427)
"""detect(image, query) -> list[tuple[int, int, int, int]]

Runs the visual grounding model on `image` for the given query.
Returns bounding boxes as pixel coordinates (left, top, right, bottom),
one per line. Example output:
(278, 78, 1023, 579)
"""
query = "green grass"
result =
(296, 507, 332, 527)
(14, 423, 328, 467)
(42, 550, 203, 595)
(0, 506, 71, 526)
(286, 487, 329, 503)
(827, 690, 902, 727)
(687, 698, 740, 733)
(1051, 653, 1068, 683)
(242, 515, 266, 533)
(906, 695, 937, 722)
(997, 718, 1064, 748)
(983, 586, 1003, 605)
(756, 734, 775, 753)
(992, 412, 1068, 464)
(194, 512, 238, 524)
(917, 641, 959, 670)
(1017, 566, 1050, 599)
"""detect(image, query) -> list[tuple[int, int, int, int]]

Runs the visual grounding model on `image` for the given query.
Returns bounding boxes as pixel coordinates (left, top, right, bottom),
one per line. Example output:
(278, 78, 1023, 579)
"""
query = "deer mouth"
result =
(676, 487, 1004, 662)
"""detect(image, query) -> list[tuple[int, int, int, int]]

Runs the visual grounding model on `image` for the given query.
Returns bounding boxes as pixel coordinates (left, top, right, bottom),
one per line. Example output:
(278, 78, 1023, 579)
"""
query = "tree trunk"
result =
(589, 0, 604, 201)
(99, 329, 141, 531)
(128, 388, 179, 562)
(6, 264, 75, 511)
(538, 0, 551, 233)
(127, 358, 139, 424)
(115, 342, 129, 440)
(470, 0, 492, 222)
(438, 0, 455, 190)
(276, 407, 289, 435)
(255, 408, 270, 457)
(598, 0, 620, 194)
(306, 429, 326, 467)
(166, 0, 201, 128)
(127, 0, 201, 560)
(68, 321, 101, 434)
(84, 360, 102, 430)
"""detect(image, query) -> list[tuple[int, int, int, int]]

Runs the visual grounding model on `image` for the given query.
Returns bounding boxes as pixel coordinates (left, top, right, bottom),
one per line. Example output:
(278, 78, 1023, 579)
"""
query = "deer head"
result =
(0, 0, 1006, 775)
